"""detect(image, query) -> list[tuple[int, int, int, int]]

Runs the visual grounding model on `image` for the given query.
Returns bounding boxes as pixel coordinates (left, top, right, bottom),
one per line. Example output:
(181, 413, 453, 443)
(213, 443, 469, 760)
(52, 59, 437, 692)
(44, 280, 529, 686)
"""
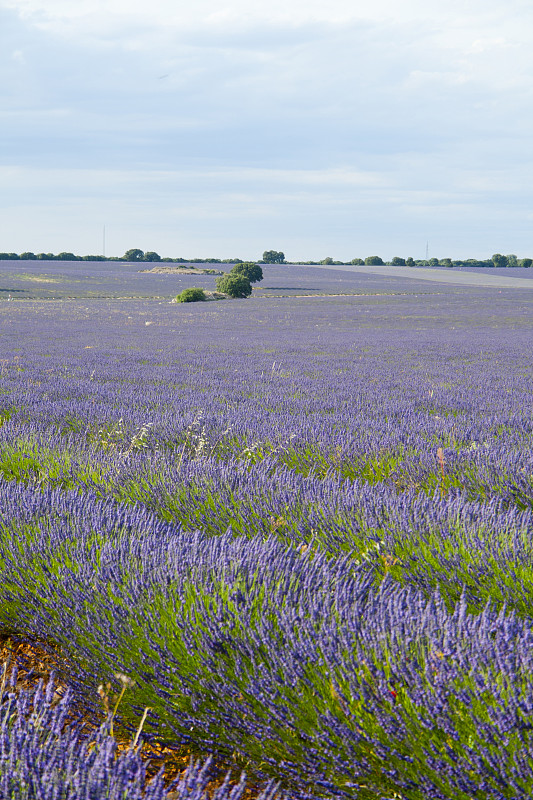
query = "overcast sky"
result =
(1, 0, 533, 260)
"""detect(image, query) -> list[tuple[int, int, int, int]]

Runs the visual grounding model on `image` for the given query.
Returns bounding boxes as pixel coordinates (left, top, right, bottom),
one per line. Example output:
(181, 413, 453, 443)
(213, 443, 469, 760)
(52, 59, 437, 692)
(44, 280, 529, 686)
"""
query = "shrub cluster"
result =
(230, 261, 264, 283)
(175, 287, 206, 303)
(216, 272, 252, 298)
(213, 261, 265, 298)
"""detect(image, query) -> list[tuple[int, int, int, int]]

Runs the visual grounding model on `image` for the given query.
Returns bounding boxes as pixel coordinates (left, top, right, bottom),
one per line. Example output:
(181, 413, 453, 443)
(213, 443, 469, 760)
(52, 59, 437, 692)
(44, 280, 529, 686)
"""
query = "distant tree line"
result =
(0, 251, 109, 261)
(0, 248, 285, 264)
(288, 254, 533, 268)
(0, 248, 248, 264)
(1, 249, 530, 268)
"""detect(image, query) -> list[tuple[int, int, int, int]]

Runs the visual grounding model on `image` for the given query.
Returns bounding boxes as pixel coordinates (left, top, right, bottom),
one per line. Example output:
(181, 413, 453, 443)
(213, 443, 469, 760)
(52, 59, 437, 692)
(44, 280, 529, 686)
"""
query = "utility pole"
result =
(425, 241, 429, 261)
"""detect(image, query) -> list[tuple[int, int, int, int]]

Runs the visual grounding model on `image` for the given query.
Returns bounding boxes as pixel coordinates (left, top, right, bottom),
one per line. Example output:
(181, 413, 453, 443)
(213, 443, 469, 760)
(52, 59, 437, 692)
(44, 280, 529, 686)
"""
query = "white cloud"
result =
(467, 37, 508, 53)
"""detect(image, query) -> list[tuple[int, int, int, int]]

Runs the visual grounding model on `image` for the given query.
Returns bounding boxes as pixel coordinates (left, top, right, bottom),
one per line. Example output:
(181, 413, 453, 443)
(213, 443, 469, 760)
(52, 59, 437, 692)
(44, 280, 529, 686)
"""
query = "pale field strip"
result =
(305, 263, 533, 289)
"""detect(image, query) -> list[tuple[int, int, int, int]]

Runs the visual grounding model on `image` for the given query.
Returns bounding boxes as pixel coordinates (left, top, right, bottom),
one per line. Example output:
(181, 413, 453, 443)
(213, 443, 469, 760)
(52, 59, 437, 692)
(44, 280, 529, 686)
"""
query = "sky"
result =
(1, 0, 533, 261)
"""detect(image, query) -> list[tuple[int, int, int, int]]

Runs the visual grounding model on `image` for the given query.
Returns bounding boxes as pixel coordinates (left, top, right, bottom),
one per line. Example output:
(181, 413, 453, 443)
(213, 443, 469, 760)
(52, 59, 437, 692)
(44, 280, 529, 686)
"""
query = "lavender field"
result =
(1, 272, 533, 799)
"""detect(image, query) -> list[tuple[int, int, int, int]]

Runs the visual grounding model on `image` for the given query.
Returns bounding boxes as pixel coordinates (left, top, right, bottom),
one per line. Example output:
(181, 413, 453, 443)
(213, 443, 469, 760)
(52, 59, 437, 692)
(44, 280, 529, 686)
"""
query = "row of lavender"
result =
(1, 481, 533, 799)
(0, 293, 532, 797)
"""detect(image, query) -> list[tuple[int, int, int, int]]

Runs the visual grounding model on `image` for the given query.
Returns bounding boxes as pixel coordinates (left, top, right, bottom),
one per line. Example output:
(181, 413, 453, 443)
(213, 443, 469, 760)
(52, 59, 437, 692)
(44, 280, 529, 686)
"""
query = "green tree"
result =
(320, 257, 334, 265)
(506, 254, 518, 267)
(143, 251, 161, 262)
(57, 252, 77, 261)
(439, 258, 453, 267)
(216, 273, 252, 298)
(492, 253, 507, 268)
(365, 256, 384, 265)
(176, 287, 206, 302)
(391, 256, 405, 266)
(262, 250, 285, 264)
(350, 258, 364, 265)
(231, 262, 263, 283)
(123, 249, 144, 262)
(406, 257, 415, 267)
(428, 258, 439, 266)
(19, 252, 36, 260)
(520, 258, 532, 268)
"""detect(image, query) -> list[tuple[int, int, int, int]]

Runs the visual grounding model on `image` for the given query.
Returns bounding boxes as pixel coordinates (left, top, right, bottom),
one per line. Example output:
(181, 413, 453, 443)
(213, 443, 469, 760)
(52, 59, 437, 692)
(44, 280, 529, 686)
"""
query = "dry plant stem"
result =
(176, 411, 204, 472)
(0, 654, 10, 700)
(132, 706, 152, 749)
(436, 446, 447, 498)
(437, 447, 445, 479)
(110, 686, 127, 737)
(176, 420, 196, 473)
